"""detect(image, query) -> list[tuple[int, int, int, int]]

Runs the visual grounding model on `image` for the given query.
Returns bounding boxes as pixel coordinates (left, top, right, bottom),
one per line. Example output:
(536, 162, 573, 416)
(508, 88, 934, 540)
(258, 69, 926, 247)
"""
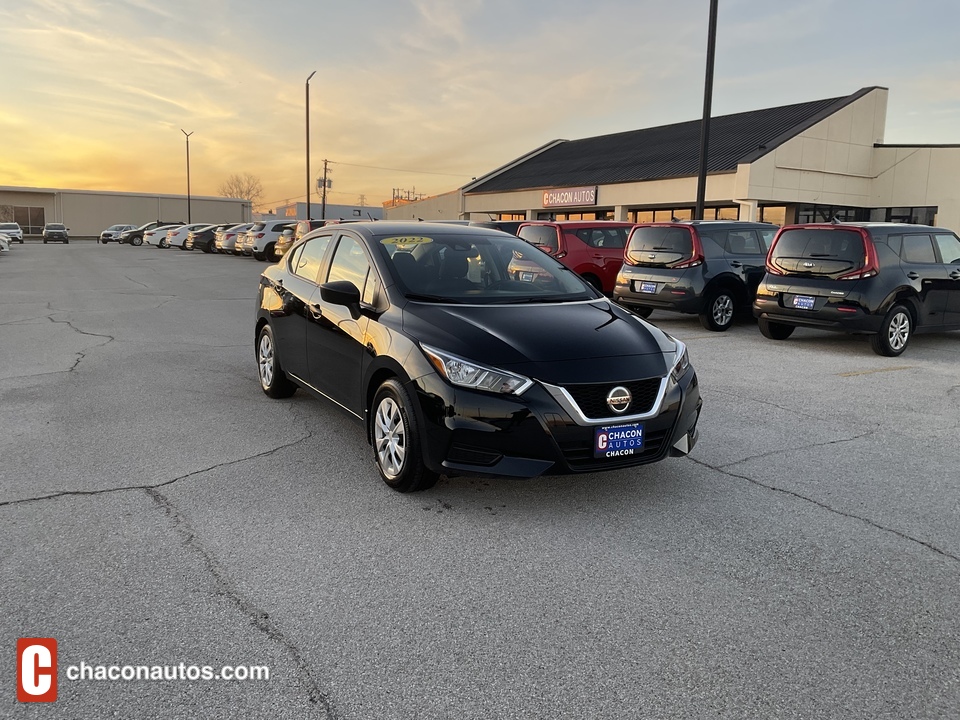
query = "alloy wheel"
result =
(712, 294, 734, 327)
(258, 333, 274, 388)
(374, 398, 405, 478)
(888, 311, 910, 351)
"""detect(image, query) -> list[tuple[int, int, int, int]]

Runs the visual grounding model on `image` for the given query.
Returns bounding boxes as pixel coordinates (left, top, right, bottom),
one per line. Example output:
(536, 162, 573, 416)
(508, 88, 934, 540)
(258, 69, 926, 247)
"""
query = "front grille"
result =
(563, 378, 662, 419)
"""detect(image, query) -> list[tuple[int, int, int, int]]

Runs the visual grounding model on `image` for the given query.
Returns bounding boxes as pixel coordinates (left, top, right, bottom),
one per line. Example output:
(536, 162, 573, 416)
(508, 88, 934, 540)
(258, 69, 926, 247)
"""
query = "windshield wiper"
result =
(403, 293, 462, 303)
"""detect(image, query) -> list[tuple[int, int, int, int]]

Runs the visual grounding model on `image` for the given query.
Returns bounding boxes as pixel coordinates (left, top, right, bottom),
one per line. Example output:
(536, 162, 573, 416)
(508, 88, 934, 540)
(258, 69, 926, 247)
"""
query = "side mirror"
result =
(320, 280, 362, 319)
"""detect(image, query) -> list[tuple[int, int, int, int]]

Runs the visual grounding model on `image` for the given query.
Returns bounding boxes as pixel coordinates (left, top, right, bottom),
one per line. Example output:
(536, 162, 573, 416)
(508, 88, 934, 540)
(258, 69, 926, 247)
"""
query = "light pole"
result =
(181, 129, 193, 223)
(695, 0, 719, 220)
(305, 70, 316, 220)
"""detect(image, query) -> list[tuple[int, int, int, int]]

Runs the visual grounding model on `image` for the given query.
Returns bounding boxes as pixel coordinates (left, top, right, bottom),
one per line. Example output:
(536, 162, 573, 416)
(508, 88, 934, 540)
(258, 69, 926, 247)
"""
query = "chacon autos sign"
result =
(542, 186, 598, 208)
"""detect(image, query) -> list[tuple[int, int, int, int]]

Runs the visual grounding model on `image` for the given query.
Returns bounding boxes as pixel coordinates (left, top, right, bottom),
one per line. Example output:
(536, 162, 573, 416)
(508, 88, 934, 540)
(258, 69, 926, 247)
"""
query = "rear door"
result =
(897, 233, 950, 327)
(306, 232, 377, 415)
(270, 234, 334, 381)
(721, 228, 766, 298)
(933, 232, 960, 326)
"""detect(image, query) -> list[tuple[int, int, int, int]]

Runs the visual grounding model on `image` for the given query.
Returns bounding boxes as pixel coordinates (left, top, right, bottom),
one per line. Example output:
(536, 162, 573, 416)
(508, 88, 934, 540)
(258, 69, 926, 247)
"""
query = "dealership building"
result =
(386, 87, 960, 233)
(0, 186, 250, 238)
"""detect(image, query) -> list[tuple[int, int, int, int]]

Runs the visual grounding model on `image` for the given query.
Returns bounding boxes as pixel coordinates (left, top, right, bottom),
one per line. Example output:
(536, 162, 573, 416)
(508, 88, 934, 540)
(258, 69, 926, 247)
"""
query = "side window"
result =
(725, 230, 762, 255)
(292, 235, 332, 283)
(934, 233, 960, 264)
(886, 234, 903, 257)
(758, 229, 777, 251)
(901, 234, 937, 264)
(327, 235, 373, 303)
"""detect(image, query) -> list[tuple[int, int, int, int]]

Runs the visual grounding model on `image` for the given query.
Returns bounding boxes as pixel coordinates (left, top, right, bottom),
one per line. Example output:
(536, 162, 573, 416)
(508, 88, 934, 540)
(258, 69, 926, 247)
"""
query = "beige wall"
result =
(0, 187, 249, 237)
(745, 88, 887, 209)
(872, 146, 960, 231)
(384, 190, 462, 221)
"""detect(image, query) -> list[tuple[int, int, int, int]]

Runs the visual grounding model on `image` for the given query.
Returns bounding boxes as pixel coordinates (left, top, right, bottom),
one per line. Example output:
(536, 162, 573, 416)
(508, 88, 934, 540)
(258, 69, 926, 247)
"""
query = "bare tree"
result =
(218, 173, 264, 209)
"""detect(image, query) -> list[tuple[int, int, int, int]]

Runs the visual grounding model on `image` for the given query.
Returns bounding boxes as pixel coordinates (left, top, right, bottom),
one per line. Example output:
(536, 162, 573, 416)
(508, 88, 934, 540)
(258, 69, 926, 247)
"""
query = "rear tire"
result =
(132, 236, 143, 246)
(870, 304, 912, 356)
(758, 317, 795, 340)
(205, 240, 216, 253)
(256, 325, 297, 398)
(372, 379, 439, 493)
(699, 287, 736, 331)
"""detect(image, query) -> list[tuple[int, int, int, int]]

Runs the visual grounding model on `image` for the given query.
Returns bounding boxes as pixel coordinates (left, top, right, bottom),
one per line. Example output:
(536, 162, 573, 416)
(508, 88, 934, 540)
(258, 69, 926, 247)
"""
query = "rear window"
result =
(770, 228, 865, 277)
(518, 225, 560, 253)
(625, 226, 693, 266)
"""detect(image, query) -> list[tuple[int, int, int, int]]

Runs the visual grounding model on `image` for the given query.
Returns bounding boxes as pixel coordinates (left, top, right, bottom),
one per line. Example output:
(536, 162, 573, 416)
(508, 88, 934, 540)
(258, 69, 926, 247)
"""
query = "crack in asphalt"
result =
(0, 430, 314, 509)
(123, 274, 151, 289)
(716, 424, 880, 470)
(687, 455, 960, 566)
(144, 487, 338, 719)
(706, 388, 826, 422)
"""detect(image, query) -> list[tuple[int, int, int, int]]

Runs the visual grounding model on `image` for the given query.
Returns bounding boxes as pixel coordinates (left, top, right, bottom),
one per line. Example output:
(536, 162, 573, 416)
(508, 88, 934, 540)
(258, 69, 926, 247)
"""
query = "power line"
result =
(328, 160, 472, 178)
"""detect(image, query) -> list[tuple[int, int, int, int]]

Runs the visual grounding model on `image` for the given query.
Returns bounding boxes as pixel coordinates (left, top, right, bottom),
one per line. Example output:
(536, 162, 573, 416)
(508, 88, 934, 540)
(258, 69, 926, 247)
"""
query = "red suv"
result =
(516, 221, 635, 293)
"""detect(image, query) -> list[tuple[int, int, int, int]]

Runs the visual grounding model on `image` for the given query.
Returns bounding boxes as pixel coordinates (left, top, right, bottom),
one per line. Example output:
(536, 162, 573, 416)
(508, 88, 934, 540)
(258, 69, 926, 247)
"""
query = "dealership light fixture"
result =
(306, 71, 317, 220)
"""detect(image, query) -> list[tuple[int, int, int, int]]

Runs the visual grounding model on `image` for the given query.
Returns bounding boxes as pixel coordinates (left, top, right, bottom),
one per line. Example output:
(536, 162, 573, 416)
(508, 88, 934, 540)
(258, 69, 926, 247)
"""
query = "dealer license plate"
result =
(793, 295, 815, 310)
(594, 423, 644, 458)
(634, 281, 657, 294)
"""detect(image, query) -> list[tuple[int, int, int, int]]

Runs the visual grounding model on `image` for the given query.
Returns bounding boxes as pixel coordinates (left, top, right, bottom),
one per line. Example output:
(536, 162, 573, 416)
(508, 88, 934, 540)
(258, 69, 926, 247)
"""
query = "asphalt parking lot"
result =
(2, 242, 958, 719)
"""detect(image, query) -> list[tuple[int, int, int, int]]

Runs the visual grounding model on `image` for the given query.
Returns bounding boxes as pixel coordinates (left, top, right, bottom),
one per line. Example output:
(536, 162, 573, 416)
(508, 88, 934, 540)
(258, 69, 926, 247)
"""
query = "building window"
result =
(537, 210, 614, 221)
(0, 205, 45, 234)
(497, 213, 525, 221)
(796, 204, 870, 224)
(886, 206, 936, 225)
(759, 206, 786, 226)
(628, 206, 737, 223)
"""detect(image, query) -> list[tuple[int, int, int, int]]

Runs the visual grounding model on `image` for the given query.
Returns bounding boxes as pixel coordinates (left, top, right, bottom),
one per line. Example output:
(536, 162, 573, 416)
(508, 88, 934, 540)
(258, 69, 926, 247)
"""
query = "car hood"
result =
(400, 299, 673, 384)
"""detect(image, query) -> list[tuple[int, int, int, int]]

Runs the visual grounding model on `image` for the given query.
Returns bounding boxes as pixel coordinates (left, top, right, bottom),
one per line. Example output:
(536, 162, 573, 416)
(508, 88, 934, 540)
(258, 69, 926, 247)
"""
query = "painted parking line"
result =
(836, 366, 915, 377)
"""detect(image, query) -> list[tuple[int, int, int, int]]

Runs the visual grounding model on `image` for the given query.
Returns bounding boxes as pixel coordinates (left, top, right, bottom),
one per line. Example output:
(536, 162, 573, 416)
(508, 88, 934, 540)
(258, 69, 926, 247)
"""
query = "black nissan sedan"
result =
(255, 222, 701, 492)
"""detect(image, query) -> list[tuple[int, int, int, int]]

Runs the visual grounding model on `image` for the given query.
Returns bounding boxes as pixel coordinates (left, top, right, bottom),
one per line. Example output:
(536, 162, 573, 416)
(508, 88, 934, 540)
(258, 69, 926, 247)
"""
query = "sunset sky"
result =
(2, 0, 959, 211)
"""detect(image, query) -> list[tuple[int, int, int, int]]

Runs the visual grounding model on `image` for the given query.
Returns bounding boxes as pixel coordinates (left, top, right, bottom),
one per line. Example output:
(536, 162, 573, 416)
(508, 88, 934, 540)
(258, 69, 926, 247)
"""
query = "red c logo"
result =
(17, 638, 57, 703)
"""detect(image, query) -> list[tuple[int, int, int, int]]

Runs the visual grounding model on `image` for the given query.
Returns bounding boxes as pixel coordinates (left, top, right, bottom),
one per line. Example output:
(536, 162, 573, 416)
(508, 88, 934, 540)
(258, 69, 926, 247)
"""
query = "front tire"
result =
(758, 317, 795, 340)
(870, 304, 913, 356)
(699, 287, 736, 331)
(372, 379, 439, 493)
(256, 325, 297, 398)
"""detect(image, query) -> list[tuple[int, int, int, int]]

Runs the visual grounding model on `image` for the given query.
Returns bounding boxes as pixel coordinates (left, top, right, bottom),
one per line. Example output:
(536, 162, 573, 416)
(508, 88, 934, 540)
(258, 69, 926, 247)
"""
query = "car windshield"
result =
(376, 231, 598, 304)
(47, 224, 65, 230)
(0, 223, 18, 230)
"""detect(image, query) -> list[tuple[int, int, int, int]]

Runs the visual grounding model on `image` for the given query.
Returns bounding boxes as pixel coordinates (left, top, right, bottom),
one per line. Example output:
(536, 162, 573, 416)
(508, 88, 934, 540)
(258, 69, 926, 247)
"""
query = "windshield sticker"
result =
(381, 236, 434, 247)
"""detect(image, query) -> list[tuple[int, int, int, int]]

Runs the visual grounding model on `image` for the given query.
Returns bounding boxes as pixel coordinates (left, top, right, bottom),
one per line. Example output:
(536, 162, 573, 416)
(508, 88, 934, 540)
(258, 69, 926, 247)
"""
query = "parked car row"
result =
(0, 221, 70, 243)
(478, 219, 960, 356)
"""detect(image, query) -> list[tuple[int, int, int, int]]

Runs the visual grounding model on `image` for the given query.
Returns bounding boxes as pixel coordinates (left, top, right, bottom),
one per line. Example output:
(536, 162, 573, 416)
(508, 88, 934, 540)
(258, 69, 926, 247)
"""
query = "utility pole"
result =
(320, 158, 329, 220)
(181, 129, 193, 223)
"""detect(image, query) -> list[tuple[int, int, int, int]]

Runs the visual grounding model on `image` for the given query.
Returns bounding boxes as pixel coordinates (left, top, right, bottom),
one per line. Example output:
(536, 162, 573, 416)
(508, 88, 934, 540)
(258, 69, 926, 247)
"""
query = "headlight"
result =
(669, 340, 690, 383)
(421, 344, 533, 396)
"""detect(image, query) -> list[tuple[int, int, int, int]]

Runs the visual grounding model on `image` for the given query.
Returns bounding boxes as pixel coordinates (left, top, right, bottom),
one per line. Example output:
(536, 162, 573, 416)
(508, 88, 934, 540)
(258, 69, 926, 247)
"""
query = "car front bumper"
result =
(407, 368, 702, 479)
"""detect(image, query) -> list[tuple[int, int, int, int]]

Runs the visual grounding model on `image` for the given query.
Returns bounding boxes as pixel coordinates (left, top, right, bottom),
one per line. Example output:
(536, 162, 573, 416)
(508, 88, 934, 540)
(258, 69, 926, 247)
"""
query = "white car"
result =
(0, 222, 23, 243)
(99, 224, 137, 244)
(0, 233, 10, 253)
(241, 220, 296, 261)
(164, 223, 212, 249)
(144, 224, 183, 247)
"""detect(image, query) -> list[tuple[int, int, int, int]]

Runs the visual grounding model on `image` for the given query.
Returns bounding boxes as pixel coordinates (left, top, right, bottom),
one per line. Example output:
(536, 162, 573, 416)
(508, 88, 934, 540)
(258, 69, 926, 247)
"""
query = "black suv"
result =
(753, 222, 960, 356)
(613, 221, 778, 331)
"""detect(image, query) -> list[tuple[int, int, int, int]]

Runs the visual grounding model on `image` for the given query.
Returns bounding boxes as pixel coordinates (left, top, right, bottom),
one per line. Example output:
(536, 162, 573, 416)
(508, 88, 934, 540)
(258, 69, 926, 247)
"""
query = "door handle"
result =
(730, 261, 742, 268)
(950, 271, 960, 280)
(907, 272, 919, 280)
(309, 304, 323, 320)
